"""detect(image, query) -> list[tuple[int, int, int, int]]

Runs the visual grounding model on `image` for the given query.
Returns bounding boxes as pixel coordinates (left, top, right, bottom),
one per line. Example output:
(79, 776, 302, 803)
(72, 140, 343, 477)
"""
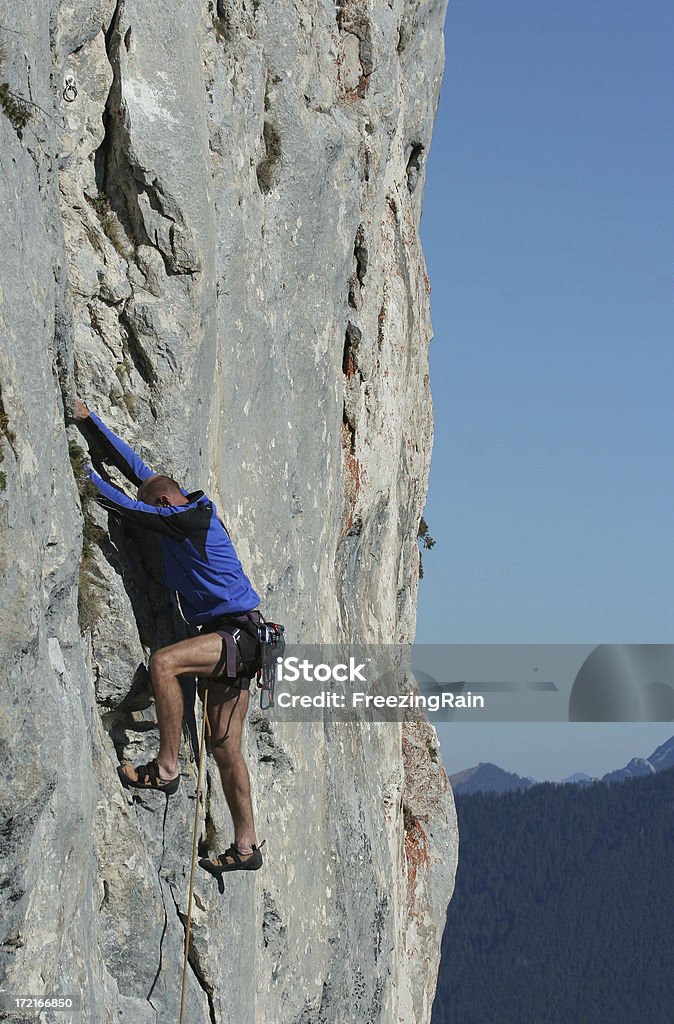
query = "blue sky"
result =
(417, 1, 674, 778)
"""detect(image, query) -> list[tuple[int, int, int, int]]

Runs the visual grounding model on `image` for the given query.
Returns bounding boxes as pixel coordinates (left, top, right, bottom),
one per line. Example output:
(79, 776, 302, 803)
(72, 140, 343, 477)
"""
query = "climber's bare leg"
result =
(206, 684, 257, 855)
(119, 633, 224, 784)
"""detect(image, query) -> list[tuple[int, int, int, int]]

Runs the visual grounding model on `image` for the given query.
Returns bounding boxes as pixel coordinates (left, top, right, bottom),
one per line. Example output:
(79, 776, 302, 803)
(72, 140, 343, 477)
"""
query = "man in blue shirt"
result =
(75, 398, 263, 872)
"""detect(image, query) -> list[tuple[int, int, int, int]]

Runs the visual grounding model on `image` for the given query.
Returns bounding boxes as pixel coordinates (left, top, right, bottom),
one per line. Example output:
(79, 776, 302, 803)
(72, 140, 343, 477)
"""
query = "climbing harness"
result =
(179, 687, 210, 1024)
(231, 612, 286, 709)
(201, 610, 286, 709)
(201, 610, 262, 682)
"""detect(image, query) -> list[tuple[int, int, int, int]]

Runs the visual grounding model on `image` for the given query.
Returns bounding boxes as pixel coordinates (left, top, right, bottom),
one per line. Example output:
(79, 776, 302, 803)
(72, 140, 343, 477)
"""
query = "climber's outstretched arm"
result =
(75, 398, 155, 487)
(83, 463, 201, 539)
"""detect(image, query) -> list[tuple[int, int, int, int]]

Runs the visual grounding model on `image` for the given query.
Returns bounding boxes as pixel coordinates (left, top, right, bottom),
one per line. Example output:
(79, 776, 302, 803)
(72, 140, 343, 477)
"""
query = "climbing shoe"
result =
(198, 840, 265, 876)
(117, 758, 180, 795)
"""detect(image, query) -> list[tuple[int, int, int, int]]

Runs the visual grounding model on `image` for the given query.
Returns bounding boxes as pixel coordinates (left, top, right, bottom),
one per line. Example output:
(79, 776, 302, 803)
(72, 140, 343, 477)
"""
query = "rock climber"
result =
(74, 398, 264, 873)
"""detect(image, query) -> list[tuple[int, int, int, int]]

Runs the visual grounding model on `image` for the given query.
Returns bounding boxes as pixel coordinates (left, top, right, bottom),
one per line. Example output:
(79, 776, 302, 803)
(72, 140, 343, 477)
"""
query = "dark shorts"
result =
(203, 668, 251, 692)
(200, 610, 261, 689)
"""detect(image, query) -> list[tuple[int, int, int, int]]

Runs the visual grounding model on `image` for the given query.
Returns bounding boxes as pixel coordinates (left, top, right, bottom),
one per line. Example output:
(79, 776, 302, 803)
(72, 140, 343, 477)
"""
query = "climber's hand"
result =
(74, 397, 90, 421)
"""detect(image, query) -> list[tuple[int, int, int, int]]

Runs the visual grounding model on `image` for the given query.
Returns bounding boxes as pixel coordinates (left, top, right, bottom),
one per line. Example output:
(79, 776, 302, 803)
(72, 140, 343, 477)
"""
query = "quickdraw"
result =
(256, 619, 285, 710)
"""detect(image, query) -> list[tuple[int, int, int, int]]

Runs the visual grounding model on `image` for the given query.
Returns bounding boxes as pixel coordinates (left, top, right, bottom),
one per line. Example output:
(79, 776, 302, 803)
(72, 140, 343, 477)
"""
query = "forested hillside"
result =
(433, 768, 674, 1024)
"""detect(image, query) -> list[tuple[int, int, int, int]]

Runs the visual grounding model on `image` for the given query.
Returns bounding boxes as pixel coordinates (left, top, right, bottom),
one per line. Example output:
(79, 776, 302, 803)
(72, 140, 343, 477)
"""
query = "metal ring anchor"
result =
(63, 75, 78, 103)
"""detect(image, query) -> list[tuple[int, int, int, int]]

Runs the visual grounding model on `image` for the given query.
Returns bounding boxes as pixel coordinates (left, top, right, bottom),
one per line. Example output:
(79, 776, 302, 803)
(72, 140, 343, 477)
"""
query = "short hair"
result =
(137, 474, 183, 504)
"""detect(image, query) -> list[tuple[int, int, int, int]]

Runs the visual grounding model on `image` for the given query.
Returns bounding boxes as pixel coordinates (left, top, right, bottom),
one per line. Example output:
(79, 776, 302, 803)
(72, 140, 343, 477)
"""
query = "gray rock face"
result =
(0, 1, 457, 1022)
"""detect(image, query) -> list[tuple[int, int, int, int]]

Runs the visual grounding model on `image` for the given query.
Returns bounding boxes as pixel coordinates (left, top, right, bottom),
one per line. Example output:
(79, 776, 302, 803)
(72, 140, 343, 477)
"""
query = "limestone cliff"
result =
(0, 1, 457, 1021)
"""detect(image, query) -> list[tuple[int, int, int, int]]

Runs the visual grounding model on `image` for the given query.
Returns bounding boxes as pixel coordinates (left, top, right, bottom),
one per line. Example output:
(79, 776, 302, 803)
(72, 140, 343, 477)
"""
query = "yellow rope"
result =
(179, 687, 211, 1024)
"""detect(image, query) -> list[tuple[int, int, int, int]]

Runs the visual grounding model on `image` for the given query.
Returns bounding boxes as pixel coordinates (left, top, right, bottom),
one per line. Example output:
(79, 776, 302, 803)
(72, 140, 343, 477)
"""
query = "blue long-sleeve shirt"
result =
(84, 412, 260, 624)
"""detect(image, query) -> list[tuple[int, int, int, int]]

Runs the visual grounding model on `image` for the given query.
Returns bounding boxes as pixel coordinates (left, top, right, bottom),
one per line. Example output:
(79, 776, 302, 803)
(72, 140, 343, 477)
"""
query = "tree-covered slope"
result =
(433, 768, 674, 1024)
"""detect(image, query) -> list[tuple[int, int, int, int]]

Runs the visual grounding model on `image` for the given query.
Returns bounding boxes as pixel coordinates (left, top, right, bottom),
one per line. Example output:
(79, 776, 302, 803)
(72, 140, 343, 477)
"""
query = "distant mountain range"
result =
(560, 771, 594, 784)
(449, 762, 536, 796)
(449, 734, 674, 795)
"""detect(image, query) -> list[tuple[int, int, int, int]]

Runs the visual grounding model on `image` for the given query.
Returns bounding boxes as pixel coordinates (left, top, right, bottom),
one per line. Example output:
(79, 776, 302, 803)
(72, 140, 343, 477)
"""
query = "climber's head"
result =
(137, 474, 187, 508)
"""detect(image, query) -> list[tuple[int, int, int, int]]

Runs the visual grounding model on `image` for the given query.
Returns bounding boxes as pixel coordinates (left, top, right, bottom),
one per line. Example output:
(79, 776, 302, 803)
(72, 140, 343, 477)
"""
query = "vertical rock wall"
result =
(0, 0, 457, 1021)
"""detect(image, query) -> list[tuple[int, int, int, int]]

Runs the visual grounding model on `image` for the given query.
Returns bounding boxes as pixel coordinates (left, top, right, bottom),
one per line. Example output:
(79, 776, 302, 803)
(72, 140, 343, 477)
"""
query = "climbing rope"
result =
(179, 686, 211, 1024)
